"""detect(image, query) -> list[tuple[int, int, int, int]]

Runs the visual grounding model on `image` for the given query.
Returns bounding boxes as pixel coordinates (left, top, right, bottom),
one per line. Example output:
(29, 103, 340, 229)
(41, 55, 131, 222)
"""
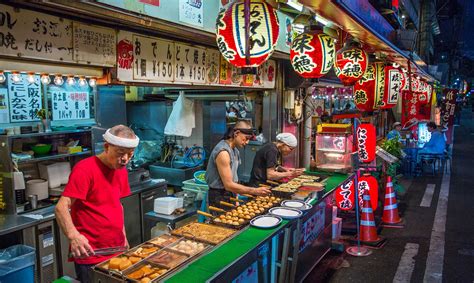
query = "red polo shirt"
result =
(63, 156, 131, 265)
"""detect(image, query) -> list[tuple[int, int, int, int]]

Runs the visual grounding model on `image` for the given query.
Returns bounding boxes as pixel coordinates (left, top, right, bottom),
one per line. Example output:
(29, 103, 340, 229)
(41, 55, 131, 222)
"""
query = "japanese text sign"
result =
(7, 73, 42, 122)
(357, 124, 376, 163)
(51, 90, 90, 120)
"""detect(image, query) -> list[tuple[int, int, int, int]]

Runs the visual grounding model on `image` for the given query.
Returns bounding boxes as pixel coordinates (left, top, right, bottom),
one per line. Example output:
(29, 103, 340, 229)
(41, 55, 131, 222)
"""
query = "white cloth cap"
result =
(276, 133, 297, 148)
(103, 129, 139, 148)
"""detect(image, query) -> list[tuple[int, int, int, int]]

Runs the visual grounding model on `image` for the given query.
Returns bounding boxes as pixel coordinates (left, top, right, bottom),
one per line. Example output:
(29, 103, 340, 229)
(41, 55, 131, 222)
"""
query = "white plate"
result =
(269, 207, 303, 219)
(250, 215, 282, 229)
(281, 200, 313, 211)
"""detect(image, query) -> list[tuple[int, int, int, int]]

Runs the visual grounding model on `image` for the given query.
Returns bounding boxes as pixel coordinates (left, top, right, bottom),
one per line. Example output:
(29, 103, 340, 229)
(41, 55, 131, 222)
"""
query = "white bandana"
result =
(103, 129, 139, 148)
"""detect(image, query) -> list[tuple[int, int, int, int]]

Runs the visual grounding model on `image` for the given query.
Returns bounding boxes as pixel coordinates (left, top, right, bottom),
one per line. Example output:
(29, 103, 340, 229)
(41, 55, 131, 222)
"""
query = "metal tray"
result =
(123, 260, 169, 282)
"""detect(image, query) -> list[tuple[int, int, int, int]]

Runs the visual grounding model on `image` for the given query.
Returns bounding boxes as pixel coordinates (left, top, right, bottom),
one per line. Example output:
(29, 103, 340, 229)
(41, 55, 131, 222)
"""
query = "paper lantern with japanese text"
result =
(336, 179, 355, 211)
(333, 41, 368, 85)
(216, 0, 279, 68)
(353, 63, 384, 111)
(418, 80, 430, 105)
(380, 66, 403, 109)
(290, 31, 336, 78)
(356, 124, 376, 163)
(358, 174, 379, 210)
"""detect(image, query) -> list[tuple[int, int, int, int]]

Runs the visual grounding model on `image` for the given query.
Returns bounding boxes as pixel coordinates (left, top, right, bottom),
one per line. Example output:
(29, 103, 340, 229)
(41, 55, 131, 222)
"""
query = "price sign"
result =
(7, 74, 42, 122)
(299, 202, 325, 253)
(0, 4, 73, 62)
(174, 42, 206, 84)
(73, 23, 116, 66)
(51, 90, 90, 120)
(132, 35, 174, 82)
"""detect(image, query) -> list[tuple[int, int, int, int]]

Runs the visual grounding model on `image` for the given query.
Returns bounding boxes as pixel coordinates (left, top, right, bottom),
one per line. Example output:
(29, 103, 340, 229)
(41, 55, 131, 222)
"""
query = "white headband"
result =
(103, 129, 139, 148)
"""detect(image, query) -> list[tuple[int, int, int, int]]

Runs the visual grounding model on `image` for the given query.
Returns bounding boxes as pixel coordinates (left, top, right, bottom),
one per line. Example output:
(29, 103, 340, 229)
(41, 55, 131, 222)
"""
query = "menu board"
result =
(51, 90, 90, 120)
(174, 42, 206, 84)
(132, 35, 174, 82)
(0, 4, 73, 62)
(7, 74, 42, 122)
(179, 0, 204, 27)
(73, 23, 116, 66)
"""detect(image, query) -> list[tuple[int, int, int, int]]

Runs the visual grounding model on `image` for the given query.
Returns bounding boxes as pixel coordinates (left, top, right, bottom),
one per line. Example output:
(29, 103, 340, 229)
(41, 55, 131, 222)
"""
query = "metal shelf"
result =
(4, 129, 92, 139)
(16, 150, 92, 164)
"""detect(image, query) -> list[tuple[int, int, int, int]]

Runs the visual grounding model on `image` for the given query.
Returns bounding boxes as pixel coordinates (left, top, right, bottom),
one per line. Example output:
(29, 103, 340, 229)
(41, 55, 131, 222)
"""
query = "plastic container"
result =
(0, 245, 35, 283)
(193, 170, 207, 185)
(154, 197, 182, 215)
(182, 179, 208, 201)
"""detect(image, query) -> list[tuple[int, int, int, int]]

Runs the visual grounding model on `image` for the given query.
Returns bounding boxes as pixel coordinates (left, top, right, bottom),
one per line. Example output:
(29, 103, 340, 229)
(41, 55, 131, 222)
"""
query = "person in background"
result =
(55, 125, 139, 283)
(249, 133, 305, 187)
(205, 119, 271, 206)
(418, 121, 446, 155)
(387, 122, 402, 141)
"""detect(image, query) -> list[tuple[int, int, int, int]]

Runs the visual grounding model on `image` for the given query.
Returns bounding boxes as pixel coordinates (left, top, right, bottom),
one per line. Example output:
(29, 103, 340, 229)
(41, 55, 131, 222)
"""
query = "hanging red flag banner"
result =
(358, 174, 379, 210)
(290, 31, 336, 78)
(334, 41, 368, 85)
(335, 179, 355, 211)
(356, 124, 376, 163)
(401, 90, 420, 126)
(215, 0, 279, 68)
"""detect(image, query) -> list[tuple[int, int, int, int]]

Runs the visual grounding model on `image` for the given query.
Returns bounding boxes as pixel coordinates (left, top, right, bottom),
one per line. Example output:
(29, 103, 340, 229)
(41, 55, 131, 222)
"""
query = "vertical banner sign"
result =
(179, 0, 203, 27)
(354, 64, 376, 112)
(335, 179, 355, 210)
(373, 62, 386, 108)
(358, 174, 378, 211)
(73, 23, 116, 66)
(51, 90, 90, 120)
(357, 124, 376, 163)
(132, 35, 174, 82)
(174, 42, 207, 84)
(401, 90, 419, 127)
(7, 74, 42, 122)
(381, 66, 403, 109)
(441, 89, 457, 144)
(0, 88, 9, 123)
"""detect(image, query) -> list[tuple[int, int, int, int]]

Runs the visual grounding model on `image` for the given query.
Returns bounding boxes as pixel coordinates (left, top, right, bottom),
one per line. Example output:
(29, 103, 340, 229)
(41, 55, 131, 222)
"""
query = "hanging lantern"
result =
(358, 174, 379, 211)
(290, 30, 335, 78)
(399, 68, 407, 90)
(380, 65, 403, 109)
(356, 123, 376, 163)
(334, 41, 368, 85)
(418, 80, 428, 105)
(336, 179, 355, 211)
(216, 0, 279, 68)
(353, 62, 384, 111)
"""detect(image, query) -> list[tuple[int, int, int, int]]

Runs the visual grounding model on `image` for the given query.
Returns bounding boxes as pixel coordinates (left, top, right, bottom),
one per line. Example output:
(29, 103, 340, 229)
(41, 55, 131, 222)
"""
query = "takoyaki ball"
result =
(219, 215, 226, 219)
(244, 215, 251, 220)
(249, 212, 256, 217)
(232, 221, 239, 226)
(214, 218, 222, 223)
(238, 219, 245, 224)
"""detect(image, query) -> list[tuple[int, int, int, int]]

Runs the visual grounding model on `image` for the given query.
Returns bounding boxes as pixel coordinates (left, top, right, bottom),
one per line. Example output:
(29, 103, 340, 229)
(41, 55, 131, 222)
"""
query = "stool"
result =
(419, 153, 443, 176)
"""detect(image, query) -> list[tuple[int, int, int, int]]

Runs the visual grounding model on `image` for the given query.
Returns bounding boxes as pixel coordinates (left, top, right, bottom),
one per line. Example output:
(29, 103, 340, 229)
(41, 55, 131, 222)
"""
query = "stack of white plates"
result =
(26, 179, 48, 200)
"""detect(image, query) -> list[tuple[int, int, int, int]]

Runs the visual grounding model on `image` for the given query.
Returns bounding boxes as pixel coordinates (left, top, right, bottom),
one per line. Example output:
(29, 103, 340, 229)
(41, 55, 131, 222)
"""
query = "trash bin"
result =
(0, 245, 35, 283)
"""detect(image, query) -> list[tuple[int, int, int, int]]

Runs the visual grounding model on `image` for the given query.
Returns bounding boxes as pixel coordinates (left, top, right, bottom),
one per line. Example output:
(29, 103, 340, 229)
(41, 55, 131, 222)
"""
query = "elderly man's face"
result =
(104, 143, 135, 169)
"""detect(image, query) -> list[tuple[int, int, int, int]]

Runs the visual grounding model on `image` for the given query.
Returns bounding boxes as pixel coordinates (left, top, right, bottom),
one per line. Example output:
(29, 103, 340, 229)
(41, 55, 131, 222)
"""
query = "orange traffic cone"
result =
(382, 176, 402, 225)
(360, 189, 380, 242)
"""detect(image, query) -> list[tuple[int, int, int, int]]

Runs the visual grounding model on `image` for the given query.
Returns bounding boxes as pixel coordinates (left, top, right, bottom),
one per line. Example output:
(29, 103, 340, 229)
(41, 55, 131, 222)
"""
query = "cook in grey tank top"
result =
(205, 140, 240, 190)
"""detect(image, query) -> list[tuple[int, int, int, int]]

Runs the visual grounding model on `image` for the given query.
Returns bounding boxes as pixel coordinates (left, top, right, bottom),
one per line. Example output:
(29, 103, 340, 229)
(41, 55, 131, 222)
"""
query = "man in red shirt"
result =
(55, 125, 139, 283)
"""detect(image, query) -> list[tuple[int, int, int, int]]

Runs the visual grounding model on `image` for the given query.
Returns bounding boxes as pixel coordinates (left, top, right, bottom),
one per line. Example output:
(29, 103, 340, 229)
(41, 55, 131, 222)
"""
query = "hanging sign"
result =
(73, 23, 116, 66)
(290, 31, 335, 78)
(179, 0, 204, 27)
(132, 35, 174, 82)
(206, 49, 221, 84)
(174, 42, 207, 84)
(0, 4, 73, 62)
(380, 66, 403, 109)
(335, 179, 355, 210)
(401, 90, 419, 126)
(0, 88, 10, 123)
(373, 62, 386, 108)
(358, 174, 379, 210)
(216, 0, 279, 67)
(7, 74, 42, 122)
(356, 124, 376, 163)
(51, 90, 90, 120)
(440, 89, 457, 143)
(354, 64, 376, 112)
(334, 42, 368, 86)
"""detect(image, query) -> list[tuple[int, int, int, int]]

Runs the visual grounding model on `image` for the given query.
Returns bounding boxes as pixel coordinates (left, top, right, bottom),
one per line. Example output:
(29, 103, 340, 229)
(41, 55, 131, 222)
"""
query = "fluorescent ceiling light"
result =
(287, 0, 303, 12)
(314, 14, 330, 26)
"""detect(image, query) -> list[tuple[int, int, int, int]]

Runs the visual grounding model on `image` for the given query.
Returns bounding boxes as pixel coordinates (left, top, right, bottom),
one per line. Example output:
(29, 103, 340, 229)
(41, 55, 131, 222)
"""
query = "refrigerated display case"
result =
(314, 124, 354, 172)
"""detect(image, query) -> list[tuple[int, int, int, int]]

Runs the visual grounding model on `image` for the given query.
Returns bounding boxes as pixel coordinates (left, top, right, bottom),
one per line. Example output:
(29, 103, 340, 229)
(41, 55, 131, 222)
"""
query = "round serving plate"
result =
(250, 215, 282, 229)
(281, 200, 313, 211)
(269, 207, 303, 219)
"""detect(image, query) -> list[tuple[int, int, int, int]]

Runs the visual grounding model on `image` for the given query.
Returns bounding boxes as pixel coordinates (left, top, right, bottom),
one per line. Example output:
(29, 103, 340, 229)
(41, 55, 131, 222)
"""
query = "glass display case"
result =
(314, 124, 354, 172)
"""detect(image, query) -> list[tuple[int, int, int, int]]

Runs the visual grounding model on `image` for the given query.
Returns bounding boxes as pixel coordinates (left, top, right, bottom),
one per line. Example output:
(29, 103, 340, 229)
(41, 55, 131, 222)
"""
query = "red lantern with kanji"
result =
(334, 41, 368, 85)
(380, 66, 403, 109)
(353, 62, 384, 111)
(358, 174, 379, 210)
(216, 0, 279, 68)
(290, 30, 335, 78)
(356, 124, 376, 163)
(418, 80, 430, 105)
(336, 179, 355, 211)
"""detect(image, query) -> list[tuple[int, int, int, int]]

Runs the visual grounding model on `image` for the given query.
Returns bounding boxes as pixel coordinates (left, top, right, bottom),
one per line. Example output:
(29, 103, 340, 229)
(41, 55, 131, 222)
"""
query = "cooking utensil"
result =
(219, 201, 236, 208)
(229, 197, 245, 203)
(208, 206, 226, 213)
(70, 246, 127, 258)
(266, 180, 280, 186)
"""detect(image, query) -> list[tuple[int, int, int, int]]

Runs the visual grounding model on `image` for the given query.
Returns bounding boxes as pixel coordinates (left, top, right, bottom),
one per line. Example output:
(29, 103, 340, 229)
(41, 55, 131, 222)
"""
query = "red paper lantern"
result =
(356, 124, 376, 163)
(290, 30, 335, 78)
(380, 66, 403, 109)
(334, 41, 368, 85)
(418, 80, 431, 105)
(358, 174, 379, 210)
(336, 179, 355, 211)
(353, 62, 384, 111)
(216, 0, 279, 68)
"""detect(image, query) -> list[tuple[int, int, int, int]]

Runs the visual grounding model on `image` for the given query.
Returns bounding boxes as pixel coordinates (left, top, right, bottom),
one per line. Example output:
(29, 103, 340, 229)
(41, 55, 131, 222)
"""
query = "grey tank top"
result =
(205, 140, 240, 190)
